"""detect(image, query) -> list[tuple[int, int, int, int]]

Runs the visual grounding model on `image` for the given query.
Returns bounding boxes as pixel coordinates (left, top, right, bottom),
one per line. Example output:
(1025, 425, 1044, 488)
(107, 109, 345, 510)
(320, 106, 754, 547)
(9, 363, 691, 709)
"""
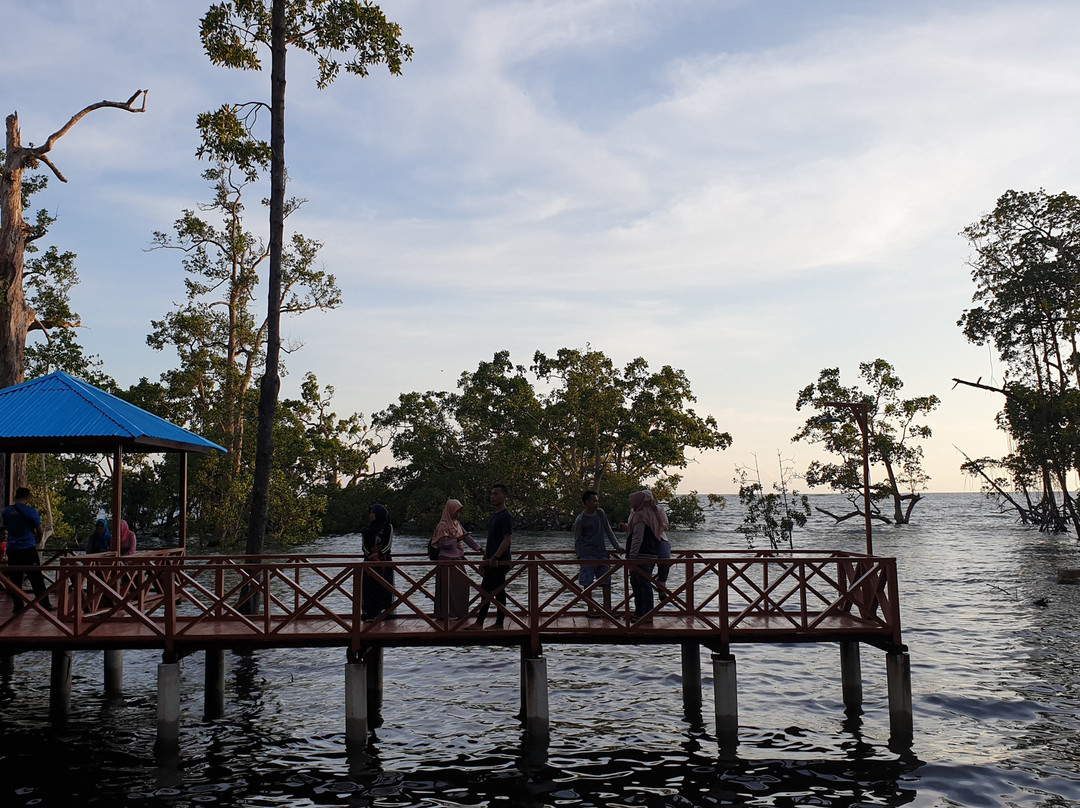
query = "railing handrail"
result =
(1, 551, 903, 652)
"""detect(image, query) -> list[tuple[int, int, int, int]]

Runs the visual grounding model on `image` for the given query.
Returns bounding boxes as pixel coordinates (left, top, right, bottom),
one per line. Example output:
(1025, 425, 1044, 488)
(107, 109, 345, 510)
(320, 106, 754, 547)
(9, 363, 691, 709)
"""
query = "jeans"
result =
(578, 559, 612, 589)
(656, 539, 672, 585)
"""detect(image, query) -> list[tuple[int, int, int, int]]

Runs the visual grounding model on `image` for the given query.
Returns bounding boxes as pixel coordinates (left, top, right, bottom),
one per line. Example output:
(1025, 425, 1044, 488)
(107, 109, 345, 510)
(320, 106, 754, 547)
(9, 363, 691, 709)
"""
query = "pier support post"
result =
(156, 662, 182, 747)
(522, 654, 549, 736)
(104, 649, 124, 696)
(711, 653, 738, 747)
(204, 649, 226, 719)
(345, 655, 369, 745)
(681, 642, 702, 712)
(839, 641, 862, 712)
(49, 650, 73, 721)
(365, 647, 384, 715)
(886, 650, 913, 742)
(1, 653, 14, 678)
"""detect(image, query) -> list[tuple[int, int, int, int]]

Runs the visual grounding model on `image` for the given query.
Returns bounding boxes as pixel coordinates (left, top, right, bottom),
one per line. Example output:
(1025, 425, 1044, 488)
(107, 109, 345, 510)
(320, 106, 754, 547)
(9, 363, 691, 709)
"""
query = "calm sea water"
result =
(2, 493, 1079, 807)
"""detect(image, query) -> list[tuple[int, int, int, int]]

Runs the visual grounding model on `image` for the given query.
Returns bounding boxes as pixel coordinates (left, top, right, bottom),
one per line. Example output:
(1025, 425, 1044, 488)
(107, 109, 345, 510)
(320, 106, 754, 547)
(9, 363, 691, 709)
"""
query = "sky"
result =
(5, 0, 1078, 495)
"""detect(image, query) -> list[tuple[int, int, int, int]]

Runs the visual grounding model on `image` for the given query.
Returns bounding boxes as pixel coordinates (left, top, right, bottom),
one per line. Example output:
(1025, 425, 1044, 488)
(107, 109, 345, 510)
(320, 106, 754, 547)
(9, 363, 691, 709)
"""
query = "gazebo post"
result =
(179, 453, 188, 550)
(4, 452, 12, 505)
(112, 447, 123, 556)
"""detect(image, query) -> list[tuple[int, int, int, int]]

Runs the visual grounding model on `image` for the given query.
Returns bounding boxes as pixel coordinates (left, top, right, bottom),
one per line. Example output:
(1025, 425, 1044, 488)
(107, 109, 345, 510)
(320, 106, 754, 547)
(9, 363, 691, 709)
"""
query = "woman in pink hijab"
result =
(623, 490, 668, 621)
(118, 520, 137, 555)
(431, 499, 479, 619)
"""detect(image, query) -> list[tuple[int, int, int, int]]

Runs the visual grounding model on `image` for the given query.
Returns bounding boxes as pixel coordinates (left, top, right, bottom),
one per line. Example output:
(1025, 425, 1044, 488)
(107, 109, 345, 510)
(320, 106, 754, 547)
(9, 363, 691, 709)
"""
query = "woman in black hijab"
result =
(361, 504, 395, 621)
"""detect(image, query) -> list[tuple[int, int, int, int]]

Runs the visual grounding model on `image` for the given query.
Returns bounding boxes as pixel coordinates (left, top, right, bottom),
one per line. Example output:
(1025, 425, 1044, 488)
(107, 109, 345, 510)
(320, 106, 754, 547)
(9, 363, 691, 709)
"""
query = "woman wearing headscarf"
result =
(624, 489, 669, 622)
(87, 518, 112, 553)
(431, 499, 480, 620)
(361, 504, 395, 621)
(118, 520, 137, 556)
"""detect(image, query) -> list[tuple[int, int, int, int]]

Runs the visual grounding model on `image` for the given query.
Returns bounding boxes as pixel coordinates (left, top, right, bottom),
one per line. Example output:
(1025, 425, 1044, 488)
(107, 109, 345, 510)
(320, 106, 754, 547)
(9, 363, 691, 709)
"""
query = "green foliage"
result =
(664, 493, 708, 530)
(375, 347, 731, 530)
(121, 370, 373, 550)
(135, 151, 374, 548)
(200, 0, 413, 88)
(736, 454, 809, 550)
(959, 189, 1080, 532)
(793, 359, 939, 524)
(25, 453, 99, 548)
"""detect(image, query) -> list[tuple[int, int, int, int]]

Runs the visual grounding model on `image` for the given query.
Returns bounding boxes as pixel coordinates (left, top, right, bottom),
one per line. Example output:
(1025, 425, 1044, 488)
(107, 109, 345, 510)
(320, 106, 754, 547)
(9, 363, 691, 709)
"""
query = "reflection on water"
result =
(2, 494, 1080, 806)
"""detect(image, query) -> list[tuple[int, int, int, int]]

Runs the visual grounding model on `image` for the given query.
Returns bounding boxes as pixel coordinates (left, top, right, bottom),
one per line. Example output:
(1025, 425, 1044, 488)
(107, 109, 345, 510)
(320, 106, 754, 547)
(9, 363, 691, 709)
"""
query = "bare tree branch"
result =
(35, 153, 66, 183)
(952, 377, 1011, 397)
(35, 90, 147, 156)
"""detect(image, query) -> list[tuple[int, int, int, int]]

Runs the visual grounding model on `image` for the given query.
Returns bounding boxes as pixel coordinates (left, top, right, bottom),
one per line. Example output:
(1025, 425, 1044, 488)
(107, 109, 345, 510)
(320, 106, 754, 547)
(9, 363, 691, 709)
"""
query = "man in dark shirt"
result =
(2, 487, 52, 611)
(467, 484, 513, 630)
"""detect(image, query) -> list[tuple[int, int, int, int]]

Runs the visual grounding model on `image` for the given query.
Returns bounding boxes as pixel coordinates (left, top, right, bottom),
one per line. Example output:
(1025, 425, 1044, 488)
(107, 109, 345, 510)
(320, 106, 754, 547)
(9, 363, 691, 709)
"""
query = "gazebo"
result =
(0, 371, 225, 551)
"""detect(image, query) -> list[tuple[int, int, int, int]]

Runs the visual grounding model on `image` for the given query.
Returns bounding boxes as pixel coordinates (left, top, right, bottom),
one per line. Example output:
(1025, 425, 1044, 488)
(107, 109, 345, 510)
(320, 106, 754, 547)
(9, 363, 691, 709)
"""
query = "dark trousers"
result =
(476, 563, 509, 624)
(7, 546, 51, 609)
(630, 561, 655, 618)
(362, 564, 394, 619)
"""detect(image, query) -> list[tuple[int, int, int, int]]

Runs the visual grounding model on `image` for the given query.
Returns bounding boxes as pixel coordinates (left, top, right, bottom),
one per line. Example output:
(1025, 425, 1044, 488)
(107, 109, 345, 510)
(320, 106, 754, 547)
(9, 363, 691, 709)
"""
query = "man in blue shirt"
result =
(3, 487, 52, 611)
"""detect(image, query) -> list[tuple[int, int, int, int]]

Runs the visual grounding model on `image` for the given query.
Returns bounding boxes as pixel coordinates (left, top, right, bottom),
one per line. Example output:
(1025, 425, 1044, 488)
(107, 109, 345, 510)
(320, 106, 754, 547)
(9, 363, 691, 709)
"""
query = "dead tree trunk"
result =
(0, 91, 147, 494)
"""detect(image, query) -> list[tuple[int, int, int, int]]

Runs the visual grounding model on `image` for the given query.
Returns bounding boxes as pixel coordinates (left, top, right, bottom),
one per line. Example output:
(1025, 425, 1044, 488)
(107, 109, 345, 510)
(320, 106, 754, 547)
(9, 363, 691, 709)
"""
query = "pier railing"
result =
(0, 550, 902, 652)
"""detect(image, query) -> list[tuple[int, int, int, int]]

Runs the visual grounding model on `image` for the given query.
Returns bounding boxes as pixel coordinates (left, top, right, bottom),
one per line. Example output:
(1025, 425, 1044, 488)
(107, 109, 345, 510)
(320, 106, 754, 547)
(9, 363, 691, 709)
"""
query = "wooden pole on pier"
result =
(681, 642, 702, 712)
(840, 641, 862, 712)
(712, 652, 738, 747)
(156, 660, 181, 747)
(886, 650, 913, 743)
(345, 652, 368, 745)
(204, 649, 225, 719)
(49, 650, 72, 721)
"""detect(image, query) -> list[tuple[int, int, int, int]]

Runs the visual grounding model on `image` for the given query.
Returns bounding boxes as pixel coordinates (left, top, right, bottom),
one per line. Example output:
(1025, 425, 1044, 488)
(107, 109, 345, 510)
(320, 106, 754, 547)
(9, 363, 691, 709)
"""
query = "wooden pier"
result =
(0, 549, 912, 748)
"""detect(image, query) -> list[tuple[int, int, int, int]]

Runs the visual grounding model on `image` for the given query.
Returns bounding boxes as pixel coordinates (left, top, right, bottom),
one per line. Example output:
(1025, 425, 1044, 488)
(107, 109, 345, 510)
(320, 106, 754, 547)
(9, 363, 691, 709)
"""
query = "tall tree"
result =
(0, 92, 145, 490)
(199, 0, 411, 555)
(375, 347, 731, 529)
(957, 189, 1080, 533)
(793, 359, 939, 525)
(147, 156, 340, 544)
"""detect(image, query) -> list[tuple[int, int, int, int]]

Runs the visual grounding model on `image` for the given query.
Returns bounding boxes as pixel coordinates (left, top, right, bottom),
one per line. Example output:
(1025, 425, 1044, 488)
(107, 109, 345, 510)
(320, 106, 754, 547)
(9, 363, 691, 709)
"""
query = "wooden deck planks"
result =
(0, 606, 890, 652)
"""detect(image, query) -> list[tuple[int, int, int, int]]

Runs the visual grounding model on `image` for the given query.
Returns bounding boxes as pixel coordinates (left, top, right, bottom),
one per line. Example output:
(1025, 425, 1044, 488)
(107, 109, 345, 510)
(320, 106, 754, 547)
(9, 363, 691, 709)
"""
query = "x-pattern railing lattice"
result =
(1, 551, 901, 649)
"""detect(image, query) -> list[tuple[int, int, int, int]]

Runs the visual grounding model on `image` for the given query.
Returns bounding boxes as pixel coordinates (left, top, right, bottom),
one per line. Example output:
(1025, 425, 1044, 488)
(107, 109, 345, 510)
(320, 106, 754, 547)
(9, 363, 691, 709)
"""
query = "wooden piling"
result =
(840, 640, 862, 712)
(886, 650, 913, 742)
(156, 661, 182, 746)
(345, 656, 368, 745)
(365, 647, 383, 714)
(104, 649, 124, 696)
(681, 642, 702, 712)
(204, 649, 225, 719)
(49, 650, 72, 721)
(711, 652, 738, 747)
(522, 654, 549, 735)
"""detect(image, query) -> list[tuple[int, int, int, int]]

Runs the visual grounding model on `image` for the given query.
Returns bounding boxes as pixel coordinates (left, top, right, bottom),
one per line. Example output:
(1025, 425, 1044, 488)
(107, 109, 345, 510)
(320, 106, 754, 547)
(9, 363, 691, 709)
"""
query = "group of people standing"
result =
(358, 484, 670, 626)
(1, 484, 141, 613)
(573, 488, 671, 621)
(86, 517, 137, 555)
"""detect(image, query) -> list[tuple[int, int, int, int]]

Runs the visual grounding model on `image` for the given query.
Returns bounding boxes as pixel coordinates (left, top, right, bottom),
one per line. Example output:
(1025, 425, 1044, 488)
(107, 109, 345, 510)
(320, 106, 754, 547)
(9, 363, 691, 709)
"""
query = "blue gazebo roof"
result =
(0, 371, 225, 454)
